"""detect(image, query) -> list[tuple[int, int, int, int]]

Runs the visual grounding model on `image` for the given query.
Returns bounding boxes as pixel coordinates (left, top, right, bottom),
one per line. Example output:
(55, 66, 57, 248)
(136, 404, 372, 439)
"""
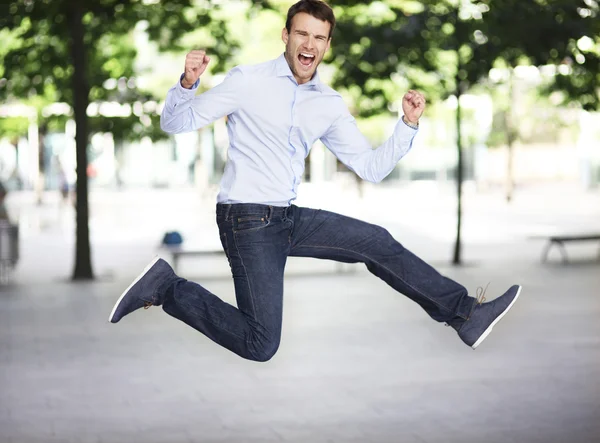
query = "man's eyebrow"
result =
(294, 29, 328, 39)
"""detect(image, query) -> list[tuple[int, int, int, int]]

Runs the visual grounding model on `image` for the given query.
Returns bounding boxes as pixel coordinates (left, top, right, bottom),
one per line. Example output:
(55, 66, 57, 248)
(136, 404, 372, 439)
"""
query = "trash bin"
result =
(0, 221, 18, 283)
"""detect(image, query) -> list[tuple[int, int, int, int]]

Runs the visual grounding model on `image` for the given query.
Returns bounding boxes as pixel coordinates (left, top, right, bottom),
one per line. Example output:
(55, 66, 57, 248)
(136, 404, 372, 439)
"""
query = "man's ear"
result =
(326, 38, 331, 53)
(282, 27, 289, 44)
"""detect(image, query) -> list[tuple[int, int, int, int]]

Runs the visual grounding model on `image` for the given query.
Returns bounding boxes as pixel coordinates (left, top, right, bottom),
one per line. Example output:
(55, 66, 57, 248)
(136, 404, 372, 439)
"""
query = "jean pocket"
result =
(233, 216, 269, 233)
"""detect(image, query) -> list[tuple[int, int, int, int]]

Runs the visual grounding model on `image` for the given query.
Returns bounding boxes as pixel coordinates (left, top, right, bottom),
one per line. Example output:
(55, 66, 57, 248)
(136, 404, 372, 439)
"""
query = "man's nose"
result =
(305, 34, 316, 49)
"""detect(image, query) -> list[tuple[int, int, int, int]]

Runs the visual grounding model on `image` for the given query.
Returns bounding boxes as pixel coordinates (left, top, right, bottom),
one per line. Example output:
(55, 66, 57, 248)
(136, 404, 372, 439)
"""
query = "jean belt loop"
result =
(267, 205, 273, 221)
(224, 204, 231, 221)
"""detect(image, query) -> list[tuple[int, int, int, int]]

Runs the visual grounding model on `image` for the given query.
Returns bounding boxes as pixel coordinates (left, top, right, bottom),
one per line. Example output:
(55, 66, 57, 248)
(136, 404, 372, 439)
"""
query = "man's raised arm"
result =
(160, 49, 244, 134)
(320, 90, 426, 183)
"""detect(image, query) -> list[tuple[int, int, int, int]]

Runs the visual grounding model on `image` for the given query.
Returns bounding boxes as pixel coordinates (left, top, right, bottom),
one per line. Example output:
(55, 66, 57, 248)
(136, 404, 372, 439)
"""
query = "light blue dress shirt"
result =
(160, 54, 418, 206)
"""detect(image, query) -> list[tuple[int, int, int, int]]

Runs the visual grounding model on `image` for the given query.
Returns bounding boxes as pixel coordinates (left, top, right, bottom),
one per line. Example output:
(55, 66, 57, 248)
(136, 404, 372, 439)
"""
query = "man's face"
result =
(282, 12, 331, 85)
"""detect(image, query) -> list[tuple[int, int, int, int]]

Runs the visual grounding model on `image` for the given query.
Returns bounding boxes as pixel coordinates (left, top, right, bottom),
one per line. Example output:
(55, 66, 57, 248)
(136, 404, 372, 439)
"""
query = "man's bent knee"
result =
(250, 336, 281, 362)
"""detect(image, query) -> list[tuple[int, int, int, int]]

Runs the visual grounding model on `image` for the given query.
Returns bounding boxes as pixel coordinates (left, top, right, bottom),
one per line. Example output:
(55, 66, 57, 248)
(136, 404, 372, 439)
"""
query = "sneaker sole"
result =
(107, 256, 161, 323)
(471, 285, 522, 349)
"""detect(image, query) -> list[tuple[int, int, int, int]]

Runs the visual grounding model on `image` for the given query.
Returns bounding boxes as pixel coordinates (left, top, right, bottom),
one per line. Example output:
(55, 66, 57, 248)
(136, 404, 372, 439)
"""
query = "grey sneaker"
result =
(457, 284, 522, 349)
(108, 257, 175, 323)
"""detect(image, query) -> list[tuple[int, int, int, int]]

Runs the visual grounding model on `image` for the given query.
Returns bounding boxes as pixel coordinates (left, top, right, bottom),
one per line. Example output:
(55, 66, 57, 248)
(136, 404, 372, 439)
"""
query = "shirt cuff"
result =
(175, 74, 200, 98)
(395, 117, 418, 139)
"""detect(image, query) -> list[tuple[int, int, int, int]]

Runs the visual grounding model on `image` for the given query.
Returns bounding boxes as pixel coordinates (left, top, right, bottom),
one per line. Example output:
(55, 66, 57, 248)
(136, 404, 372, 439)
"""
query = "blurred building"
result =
(1, 86, 599, 195)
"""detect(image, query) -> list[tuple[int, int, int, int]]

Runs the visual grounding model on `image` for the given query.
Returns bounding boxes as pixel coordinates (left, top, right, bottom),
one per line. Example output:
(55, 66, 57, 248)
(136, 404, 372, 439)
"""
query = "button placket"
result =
(289, 88, 299, 190)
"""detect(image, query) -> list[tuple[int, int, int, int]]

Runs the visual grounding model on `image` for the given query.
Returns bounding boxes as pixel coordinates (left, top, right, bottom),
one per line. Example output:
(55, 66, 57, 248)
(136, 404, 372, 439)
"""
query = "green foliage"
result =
(88, 113, 165, 143)
(0, 0, 242, 141)
(326, 0, 487, 117)
(327, 0, 599, 117)
(482, 0, 600, 111)
(0, 117, 28, 140)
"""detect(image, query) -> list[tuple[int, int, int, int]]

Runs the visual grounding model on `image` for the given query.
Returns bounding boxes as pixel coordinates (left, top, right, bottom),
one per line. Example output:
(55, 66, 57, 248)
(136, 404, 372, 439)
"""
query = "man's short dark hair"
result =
(286, 0, 336, 39)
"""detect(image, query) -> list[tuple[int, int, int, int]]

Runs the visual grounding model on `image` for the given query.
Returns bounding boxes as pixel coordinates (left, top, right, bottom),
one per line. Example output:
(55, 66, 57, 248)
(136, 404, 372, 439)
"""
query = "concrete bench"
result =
(540, 234, 600, 263)
(160, 246, 225, 273)
(161, 245, 354, 274)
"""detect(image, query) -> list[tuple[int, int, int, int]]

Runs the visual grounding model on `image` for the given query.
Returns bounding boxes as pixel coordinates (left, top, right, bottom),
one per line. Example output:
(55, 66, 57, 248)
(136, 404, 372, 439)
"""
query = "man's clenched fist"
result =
(402, 90, 426, 125)
(181, 50, 211, 89)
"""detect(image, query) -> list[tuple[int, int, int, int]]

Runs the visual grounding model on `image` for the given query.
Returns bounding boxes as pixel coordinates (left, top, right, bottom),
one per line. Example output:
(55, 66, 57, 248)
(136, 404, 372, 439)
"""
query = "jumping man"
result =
(108, 0, 521, 361)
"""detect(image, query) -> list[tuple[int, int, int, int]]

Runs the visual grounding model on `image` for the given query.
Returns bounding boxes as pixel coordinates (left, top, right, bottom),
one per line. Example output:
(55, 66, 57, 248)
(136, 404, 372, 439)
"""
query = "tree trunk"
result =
(505, 68, 515, 203)
(505, 125, 514, 203)
(452, 5, 465, 266)
(69, 2, 94, 280)
(36, 124, 46, 205)
(453, 87, 463, 265)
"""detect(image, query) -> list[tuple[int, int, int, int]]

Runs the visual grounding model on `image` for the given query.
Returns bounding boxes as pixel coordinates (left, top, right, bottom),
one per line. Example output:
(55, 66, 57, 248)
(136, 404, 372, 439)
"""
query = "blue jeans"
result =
(160, 203, 475, 361)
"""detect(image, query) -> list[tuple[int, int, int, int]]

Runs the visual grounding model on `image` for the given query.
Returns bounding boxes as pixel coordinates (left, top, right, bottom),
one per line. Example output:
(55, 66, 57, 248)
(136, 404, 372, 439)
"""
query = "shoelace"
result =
(143, 301, 152, 310)
(467, 282, 490, 320)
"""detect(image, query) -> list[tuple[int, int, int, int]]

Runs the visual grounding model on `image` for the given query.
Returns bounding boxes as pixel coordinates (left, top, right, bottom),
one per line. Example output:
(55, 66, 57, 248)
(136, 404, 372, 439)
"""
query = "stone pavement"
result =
(1, 184, 599, 443)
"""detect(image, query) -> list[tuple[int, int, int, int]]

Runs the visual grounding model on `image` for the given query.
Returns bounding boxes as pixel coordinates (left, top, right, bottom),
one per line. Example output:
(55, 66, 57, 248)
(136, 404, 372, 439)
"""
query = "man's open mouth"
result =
(298, 52, 315, 67)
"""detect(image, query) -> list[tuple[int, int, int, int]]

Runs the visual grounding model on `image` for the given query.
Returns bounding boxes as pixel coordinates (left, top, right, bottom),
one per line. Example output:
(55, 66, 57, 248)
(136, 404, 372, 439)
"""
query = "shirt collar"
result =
(275, 53, 323, 93)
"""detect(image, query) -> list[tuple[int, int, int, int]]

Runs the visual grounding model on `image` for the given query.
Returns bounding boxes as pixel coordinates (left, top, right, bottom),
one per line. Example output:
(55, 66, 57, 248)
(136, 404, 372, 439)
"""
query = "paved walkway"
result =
(1, 184, 599, 443)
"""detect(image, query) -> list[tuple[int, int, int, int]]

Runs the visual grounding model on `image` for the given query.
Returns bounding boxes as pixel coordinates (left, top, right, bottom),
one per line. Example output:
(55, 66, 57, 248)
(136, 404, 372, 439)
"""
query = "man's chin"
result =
(297, 67, 315, 81)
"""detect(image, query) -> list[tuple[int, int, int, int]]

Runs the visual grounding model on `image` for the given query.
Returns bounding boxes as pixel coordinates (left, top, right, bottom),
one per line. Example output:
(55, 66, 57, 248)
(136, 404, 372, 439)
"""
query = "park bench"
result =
(539, 233, 600, 263)
(160, 244, 354, 274)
